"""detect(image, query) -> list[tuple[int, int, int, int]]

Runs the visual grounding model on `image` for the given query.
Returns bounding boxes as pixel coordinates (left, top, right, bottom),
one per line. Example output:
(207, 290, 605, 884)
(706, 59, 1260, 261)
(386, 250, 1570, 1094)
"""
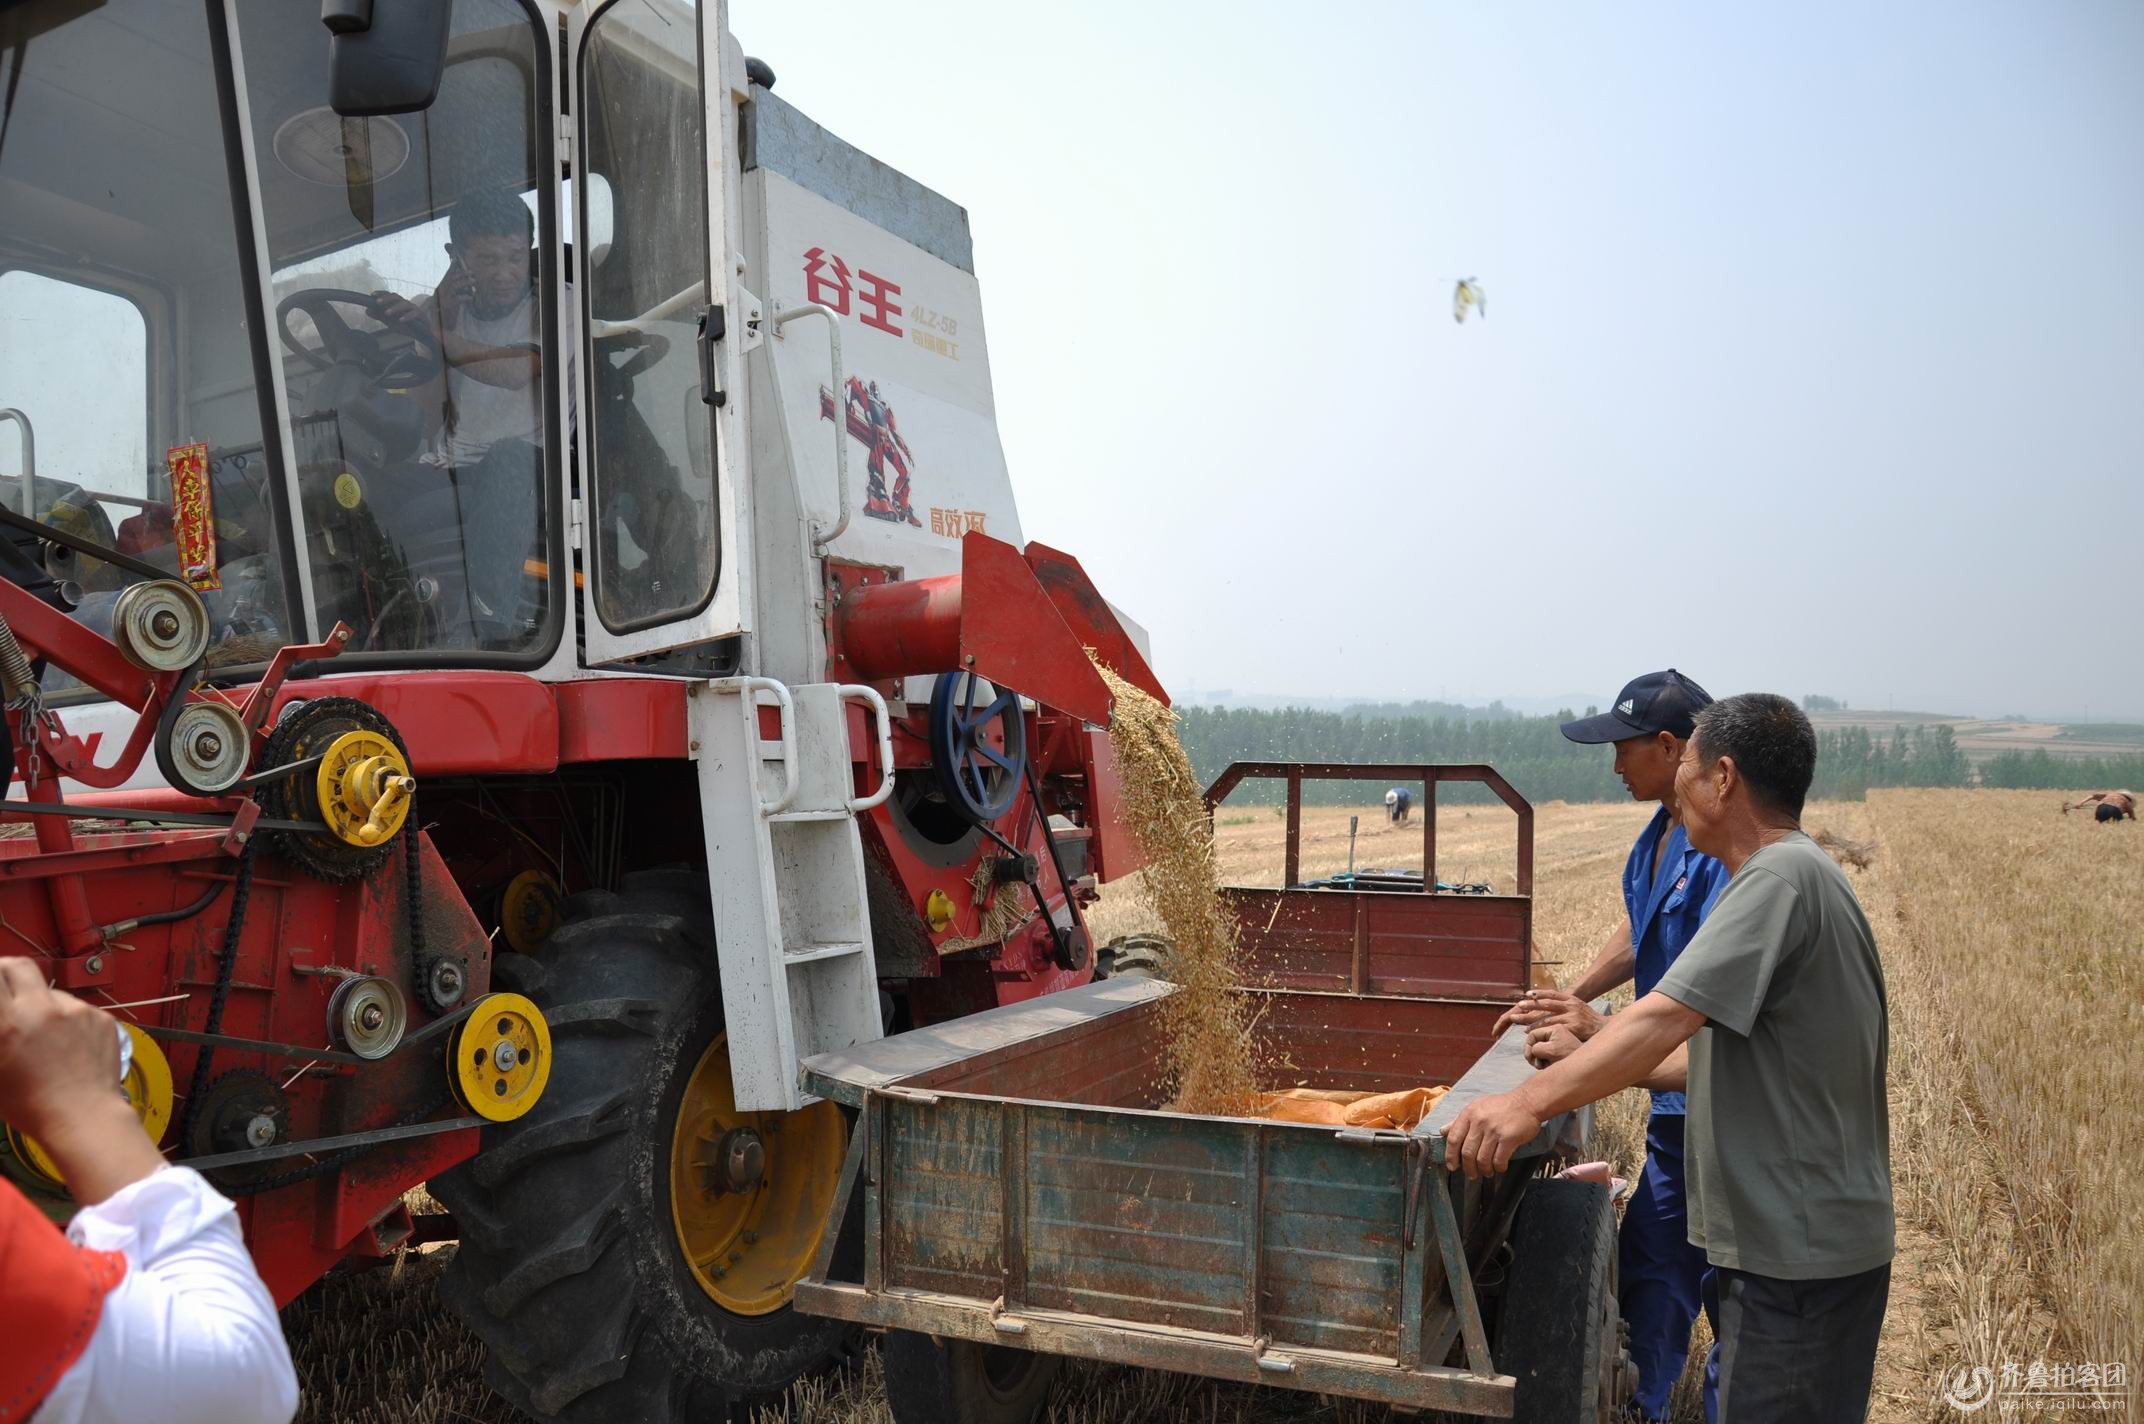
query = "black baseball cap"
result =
(1560, 670, 1713, 744)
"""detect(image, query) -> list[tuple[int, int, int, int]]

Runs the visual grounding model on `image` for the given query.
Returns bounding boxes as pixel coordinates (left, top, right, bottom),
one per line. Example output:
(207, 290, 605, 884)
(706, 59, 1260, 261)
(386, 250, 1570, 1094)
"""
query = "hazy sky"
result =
(734, 1, 2143, 720)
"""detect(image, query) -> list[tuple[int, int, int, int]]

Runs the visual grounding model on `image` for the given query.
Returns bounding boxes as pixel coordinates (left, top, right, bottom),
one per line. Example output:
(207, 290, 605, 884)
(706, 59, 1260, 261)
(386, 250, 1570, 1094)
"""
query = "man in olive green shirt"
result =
(1445, 693, 1893, 1422)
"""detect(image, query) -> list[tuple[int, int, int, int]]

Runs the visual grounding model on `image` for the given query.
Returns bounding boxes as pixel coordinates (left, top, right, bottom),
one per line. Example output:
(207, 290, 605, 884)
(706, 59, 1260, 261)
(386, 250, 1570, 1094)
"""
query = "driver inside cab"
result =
(366, 186, 549, 647)
(373, 187, 544, 464)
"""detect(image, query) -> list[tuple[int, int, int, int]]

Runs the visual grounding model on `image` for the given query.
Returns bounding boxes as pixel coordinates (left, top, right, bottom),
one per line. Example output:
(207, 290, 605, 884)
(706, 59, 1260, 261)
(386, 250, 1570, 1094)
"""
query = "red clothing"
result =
(0, 1182, 125, 1424)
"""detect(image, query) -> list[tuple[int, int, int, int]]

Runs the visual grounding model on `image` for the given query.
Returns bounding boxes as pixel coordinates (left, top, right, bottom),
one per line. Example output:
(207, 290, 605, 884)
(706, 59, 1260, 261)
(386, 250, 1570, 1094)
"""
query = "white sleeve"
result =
(30, 1167, 299, 1424)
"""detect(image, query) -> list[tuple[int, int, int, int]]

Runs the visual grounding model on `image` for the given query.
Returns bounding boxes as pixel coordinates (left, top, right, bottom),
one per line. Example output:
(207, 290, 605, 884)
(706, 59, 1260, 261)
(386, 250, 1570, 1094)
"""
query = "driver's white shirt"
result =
(425, 284, 574, 468)
(436, 288, 540, 466)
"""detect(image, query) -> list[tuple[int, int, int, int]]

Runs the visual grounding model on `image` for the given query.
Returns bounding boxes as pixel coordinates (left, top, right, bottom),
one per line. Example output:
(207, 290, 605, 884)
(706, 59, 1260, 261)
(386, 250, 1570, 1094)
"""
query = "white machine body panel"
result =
(752, 170, 1021, 582)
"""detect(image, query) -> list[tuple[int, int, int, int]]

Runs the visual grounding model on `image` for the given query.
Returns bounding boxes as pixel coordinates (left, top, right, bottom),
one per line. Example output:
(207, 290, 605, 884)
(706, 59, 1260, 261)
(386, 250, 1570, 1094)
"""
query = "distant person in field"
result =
(1453, 694, 1895, 1424)
(2062, 789, 2136, 823)
(1494, 668, 1727, 1423)
(1384, 787, 1412, 824)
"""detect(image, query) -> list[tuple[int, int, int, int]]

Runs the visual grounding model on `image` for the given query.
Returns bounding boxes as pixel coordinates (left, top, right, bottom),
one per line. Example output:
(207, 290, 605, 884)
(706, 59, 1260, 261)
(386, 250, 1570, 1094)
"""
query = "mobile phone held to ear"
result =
(441, 245, 475, 309)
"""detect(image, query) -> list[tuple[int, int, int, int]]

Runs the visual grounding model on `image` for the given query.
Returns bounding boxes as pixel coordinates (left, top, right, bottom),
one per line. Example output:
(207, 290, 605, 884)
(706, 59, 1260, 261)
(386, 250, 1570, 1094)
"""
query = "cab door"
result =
(569, 0, 749, 663)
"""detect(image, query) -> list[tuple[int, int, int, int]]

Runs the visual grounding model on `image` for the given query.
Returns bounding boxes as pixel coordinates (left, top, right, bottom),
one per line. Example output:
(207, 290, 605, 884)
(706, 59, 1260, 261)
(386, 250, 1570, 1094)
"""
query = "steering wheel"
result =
(276, 287, 443, 386)
(927, 672, 1029, 824)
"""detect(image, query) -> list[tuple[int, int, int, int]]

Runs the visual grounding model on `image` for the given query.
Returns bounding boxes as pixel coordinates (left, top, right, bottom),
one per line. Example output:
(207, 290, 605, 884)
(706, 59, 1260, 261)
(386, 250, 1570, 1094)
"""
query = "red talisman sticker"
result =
(166, 442, 220, 591)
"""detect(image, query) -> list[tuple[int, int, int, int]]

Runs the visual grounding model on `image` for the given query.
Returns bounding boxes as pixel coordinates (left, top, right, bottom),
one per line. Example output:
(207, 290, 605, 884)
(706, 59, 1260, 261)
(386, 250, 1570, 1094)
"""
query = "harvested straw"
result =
(938, 855, 1035, 954)
(205, 631, 287, 671)
(1812, 826, 1876, 871)
(1097, 665, 1259, 1114)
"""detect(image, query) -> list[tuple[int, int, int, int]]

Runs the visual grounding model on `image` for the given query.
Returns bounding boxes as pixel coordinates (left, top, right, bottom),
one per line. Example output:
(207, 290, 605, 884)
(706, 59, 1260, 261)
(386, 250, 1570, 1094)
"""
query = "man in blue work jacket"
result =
(1496, 668, 1728, 1421)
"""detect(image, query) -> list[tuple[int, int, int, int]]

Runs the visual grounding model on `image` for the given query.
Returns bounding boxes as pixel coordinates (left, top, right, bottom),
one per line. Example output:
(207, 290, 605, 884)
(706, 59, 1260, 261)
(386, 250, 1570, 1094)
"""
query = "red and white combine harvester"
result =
(0, 1, 1163, 1416)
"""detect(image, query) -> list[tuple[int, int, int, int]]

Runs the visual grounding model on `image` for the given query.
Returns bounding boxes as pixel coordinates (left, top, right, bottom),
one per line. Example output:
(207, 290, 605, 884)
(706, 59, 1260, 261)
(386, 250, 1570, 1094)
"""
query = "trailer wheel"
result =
(881, 1332, 1060, 1424)
(1493, 1177, 1627, 1422)
(432, 887, 859, 1422)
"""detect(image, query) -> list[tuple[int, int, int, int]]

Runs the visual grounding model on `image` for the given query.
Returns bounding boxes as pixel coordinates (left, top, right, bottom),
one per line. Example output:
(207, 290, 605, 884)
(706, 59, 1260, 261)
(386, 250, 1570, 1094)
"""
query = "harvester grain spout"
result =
(833, 531, 1115, 725)
(1021, 541, 1169, 708)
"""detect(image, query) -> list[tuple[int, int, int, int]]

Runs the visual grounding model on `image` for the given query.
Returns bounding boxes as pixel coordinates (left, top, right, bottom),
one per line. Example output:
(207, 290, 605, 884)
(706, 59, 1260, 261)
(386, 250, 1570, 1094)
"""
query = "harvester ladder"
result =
(690, 677, 894, 1112)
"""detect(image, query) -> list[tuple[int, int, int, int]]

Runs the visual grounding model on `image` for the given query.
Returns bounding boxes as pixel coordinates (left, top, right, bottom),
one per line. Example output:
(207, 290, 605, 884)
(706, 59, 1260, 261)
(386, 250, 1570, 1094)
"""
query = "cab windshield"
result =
(235, 0, 556, 657)
(0, 0, 557, 677)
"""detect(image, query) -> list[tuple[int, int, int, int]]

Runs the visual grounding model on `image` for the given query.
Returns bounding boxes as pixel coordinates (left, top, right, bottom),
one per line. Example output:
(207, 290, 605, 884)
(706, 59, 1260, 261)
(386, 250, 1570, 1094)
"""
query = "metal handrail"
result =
(711, 675, 800, 815)
(769, 303, 849, 551)
(839, 684, 896, 812)
(587, 278, 707, 339)
(0, 408, 33, 494)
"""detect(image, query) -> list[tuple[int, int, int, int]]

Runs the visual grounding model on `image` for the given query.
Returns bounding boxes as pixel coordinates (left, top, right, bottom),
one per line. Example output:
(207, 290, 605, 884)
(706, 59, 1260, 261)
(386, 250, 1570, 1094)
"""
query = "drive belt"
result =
(0, 799, 323, 834)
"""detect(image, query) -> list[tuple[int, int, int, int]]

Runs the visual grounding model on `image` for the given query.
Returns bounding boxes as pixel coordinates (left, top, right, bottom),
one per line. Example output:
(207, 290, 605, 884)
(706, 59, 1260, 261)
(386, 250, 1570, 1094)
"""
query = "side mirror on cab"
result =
(322, 0, 450, 117)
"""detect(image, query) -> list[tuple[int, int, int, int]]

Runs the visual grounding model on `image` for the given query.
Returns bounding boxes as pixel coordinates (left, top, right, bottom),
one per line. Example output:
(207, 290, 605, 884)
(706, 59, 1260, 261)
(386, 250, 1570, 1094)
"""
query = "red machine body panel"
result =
(0, 514, 1157, 1308)
(0, 827, 491, 1305)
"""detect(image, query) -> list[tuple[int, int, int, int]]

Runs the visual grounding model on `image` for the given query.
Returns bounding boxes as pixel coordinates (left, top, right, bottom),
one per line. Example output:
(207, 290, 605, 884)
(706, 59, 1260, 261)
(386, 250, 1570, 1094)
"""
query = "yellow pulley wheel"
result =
(316, 729, 416, 848)
(450, 993, 552, 1123)
(5, 1024, 174, 1190)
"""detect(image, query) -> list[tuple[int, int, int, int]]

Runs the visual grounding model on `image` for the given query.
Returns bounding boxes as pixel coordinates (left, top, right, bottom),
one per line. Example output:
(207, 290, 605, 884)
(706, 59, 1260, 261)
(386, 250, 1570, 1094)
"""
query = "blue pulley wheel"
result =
(927, 672, 1027, 824)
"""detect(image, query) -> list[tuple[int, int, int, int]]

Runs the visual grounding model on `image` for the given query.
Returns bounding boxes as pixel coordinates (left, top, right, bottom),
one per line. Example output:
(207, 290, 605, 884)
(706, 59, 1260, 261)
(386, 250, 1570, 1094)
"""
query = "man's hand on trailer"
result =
(1524, 1024, 1584, 1066)
(1491, 911, 1638, 1044)
(1492, 987, 1608, 1042)
(1445, 991, 1705, 1179)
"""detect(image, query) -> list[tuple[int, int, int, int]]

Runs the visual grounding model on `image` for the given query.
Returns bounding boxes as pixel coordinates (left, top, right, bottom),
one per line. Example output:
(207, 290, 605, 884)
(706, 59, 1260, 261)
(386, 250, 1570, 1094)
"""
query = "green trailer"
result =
(795, 974, 1633, 1421)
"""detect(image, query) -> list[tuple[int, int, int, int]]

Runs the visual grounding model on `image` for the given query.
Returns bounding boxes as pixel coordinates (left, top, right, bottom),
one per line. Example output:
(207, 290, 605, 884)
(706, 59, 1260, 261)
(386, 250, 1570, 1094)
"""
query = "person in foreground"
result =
(0, 958, 298, 1424)
(1495, 668, 1728, 1422)
(1445, 694, 1893, 1423)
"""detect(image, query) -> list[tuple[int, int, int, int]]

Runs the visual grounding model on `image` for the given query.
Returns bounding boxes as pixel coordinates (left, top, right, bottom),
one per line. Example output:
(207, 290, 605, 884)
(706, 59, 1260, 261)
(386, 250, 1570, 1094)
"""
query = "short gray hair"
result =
(1692, 694, 1816, 818)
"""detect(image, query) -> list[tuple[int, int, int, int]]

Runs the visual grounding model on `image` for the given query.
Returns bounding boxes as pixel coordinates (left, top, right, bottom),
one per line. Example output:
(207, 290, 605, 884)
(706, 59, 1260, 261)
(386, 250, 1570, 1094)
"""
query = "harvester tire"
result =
(1095, 932, 1173, 982)
(432, 889, 859, 1421)
(881, 1332, 1060, 1424)
(1493, 1177, 1626, 1422)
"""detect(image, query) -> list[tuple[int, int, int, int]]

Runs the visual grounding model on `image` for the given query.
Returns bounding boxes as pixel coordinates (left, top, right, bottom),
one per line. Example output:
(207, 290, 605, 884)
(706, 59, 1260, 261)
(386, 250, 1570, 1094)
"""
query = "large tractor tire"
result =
(433, 879, 858, 1421)
(1094, 931, 1173, 982)
(1492, 1177, 1630, 1422)
(881, 1332, 1060, 1424)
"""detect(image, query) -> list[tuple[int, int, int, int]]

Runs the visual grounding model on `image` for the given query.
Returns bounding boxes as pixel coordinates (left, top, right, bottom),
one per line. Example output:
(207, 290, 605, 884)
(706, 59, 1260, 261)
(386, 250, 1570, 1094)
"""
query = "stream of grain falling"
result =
(1096, 665, 1260, 1114)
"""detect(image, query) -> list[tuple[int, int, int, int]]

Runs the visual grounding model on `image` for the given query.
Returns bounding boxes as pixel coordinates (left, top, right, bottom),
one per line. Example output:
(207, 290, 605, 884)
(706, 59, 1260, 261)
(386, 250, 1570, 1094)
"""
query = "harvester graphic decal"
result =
(819, 376, 921, 526)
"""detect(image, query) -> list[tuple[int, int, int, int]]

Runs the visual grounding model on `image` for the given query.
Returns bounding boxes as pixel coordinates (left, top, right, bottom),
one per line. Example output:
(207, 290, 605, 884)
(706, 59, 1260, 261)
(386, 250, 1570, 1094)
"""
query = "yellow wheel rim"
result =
(450, 993, 552, 1122)
(668, 1033, 846, 1316)
(7, 1025, 173, 1189)
(500, 870, 563, 954)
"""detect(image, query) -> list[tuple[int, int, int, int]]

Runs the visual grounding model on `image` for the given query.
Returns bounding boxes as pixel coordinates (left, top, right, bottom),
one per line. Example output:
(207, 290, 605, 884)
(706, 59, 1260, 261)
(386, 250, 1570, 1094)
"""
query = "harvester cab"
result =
(0, 1, 1162, 1416)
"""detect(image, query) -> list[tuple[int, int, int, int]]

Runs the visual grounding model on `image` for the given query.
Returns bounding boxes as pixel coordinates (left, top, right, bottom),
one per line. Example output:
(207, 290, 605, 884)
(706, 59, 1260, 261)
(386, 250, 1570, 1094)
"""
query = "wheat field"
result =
(286, 791, 2141, 1423)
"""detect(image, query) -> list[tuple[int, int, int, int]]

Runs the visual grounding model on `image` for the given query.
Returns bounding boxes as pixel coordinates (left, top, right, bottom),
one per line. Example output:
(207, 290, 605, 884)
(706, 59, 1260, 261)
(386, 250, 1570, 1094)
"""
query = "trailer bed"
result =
(795, 977, 1591, 1415)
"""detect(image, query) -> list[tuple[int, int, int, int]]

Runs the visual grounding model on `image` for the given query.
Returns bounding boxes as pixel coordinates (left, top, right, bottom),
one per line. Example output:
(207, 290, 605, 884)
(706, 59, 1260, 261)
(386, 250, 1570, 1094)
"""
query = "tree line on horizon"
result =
(1176, 704, 1982, 806)
(1980, 750, 2144, 791)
